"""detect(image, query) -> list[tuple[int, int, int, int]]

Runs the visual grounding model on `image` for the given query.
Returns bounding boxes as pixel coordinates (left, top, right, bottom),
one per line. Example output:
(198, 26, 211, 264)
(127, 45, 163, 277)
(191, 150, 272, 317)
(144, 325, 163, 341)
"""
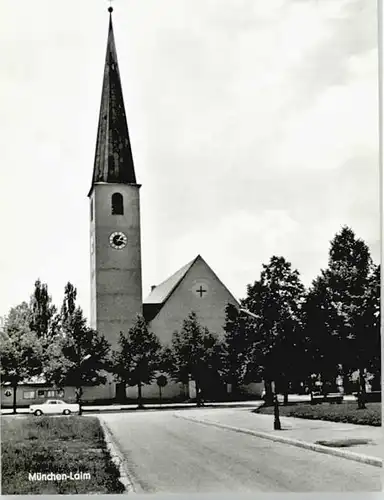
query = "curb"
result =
(98, 417, 136, 492)
(175, 414, 383, 468)
(84, 403, 262, 413)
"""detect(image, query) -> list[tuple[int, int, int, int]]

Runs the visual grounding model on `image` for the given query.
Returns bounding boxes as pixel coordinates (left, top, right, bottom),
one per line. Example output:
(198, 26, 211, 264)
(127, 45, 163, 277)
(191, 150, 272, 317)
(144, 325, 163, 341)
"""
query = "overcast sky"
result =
(0, 0, 379, 321)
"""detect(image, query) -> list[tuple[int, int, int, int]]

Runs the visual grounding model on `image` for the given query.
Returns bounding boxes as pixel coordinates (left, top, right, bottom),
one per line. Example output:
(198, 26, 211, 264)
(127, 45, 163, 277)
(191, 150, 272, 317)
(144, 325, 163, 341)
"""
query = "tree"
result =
(44, 283, 110, 414)
(0, 303, 44, 414)
(302, 274, 342, 394)
(156, 375, 168, 403)
(60, 282, 78, 330)
(112, 315, 162, 408)
(29, 279, 59, 343)
(364, 264, 380, 389)
(222, 303, 255, 397)
(167, 311, 223, 406)
(242, 256, 306, 405)
(319, 227, 375, 408)
(343, 261, 381, 405)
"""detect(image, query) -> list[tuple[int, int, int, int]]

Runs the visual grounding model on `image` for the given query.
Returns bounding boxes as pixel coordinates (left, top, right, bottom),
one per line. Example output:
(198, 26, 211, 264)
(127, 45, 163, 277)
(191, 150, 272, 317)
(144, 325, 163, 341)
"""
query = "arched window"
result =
(111, 193, 124, 215)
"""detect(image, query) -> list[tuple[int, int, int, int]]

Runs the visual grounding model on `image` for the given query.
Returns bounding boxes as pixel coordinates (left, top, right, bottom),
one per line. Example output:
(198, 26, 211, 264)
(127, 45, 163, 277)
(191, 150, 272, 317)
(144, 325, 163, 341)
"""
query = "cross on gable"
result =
(195, 285, 207, 298)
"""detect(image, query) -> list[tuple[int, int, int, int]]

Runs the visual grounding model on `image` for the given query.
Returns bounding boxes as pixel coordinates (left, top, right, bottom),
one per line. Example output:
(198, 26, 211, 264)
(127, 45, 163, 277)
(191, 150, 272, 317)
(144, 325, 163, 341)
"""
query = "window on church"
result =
(111, 193, 124, 215)
(90, 200, 93, 221)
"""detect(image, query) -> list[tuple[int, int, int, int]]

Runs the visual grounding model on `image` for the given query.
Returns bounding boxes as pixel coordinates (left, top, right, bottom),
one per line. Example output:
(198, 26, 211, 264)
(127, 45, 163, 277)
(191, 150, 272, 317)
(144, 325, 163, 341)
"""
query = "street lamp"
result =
(271, 381, 281, 430)
(76, 354, 92, 415)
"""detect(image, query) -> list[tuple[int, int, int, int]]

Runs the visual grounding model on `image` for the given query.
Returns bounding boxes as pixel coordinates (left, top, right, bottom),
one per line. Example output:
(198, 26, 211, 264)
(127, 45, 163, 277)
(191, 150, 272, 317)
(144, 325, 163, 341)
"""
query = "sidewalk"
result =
(175, 408, 383, 464)
(0, 400, 263, 415)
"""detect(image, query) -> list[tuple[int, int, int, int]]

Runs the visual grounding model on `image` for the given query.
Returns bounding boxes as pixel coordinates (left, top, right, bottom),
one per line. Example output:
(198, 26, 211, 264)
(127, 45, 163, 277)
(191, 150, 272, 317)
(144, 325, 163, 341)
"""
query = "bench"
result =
(311, 392, 343, 405)
(353, 391, 381, 403)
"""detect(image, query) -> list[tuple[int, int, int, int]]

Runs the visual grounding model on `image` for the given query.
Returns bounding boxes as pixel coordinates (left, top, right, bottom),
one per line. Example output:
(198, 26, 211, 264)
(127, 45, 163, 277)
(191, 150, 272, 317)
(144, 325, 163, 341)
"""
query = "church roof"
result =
(89, 8, 137, 196)
(144, 256, 198, 305)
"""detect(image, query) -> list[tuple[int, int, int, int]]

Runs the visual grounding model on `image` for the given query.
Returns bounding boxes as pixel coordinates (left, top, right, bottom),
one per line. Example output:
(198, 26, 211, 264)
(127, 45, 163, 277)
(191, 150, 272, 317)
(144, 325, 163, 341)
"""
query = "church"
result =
(0, 8, 264, 409)
(86, 8, 261, 402)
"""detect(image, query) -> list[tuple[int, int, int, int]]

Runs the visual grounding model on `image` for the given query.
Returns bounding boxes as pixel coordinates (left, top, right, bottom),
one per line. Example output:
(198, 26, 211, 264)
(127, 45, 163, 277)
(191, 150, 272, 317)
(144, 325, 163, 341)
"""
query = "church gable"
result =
(144, 255, 239, 345)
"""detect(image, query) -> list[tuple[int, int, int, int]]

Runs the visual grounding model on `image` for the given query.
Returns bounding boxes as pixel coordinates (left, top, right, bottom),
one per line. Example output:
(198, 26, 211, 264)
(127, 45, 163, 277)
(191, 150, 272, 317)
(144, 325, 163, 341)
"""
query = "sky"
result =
(0, 0, 379, 321)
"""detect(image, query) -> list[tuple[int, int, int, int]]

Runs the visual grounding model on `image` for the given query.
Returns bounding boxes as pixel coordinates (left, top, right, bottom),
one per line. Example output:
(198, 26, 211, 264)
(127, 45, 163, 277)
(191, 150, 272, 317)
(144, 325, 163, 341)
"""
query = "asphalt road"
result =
(100, 410, 381, 493)
(1, 394, 357, 415)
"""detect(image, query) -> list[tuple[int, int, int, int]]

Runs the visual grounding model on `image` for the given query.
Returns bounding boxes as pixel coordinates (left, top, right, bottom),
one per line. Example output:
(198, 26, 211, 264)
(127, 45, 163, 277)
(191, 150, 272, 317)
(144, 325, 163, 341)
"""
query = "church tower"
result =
(89, 8, 143, 359)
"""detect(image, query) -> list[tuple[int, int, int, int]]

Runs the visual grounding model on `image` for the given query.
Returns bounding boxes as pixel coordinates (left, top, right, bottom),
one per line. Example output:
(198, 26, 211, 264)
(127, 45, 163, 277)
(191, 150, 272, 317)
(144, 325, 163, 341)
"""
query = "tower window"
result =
(111, 193, 124, 215)
(90, 200, 93, 221)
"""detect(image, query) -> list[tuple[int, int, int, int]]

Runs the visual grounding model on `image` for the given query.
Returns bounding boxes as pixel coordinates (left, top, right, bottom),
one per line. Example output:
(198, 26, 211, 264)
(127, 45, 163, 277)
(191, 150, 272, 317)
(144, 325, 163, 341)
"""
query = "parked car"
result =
(29, 399, 80, 416)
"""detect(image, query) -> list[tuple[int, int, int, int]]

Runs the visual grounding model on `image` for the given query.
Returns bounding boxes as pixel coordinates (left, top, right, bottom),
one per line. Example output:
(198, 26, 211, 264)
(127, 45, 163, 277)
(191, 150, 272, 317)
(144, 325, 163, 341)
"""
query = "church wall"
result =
(148, 257, 238, 346)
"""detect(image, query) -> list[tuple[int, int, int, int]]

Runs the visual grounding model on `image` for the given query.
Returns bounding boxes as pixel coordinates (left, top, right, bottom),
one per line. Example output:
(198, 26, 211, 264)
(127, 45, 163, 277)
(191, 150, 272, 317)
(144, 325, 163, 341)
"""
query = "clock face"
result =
(109, 231, 128, 249)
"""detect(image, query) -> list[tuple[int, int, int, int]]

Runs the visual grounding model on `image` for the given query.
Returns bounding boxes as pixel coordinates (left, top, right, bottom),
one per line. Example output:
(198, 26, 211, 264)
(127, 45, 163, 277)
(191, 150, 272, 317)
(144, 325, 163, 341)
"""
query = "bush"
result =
(256, 401, 381, 426)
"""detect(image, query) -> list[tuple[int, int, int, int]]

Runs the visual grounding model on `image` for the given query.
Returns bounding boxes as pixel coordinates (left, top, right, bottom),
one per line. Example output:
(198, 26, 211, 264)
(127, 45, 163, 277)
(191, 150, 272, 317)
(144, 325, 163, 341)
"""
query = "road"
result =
(100, 410, 381, 493)
(1, 394, 357, 415)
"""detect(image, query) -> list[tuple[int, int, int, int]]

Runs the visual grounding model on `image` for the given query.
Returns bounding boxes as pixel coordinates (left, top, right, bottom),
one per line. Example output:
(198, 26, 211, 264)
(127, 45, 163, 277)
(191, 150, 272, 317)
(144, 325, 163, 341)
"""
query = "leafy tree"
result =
(222, 303, 256, 397)
(302, 274, 342, 393)
(29, 279, 59, 342)
(113, 315, 162, 408)
(44, 283, 110, 414)
(242, 256, 306, 405)
(29, 279, 60, 375)
(167, 311, 223, 406)
(60, 282, 78, 330)
(341, 260, 381, 405)
(0, 303, 43, 414)
(318, 227, 376, 407)
(364, 264, 381, 389)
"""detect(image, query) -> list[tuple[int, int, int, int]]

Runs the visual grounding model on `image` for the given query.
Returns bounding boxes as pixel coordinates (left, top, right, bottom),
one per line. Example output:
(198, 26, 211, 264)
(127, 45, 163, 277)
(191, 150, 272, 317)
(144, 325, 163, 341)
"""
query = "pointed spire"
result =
(90, 7, 137, 194)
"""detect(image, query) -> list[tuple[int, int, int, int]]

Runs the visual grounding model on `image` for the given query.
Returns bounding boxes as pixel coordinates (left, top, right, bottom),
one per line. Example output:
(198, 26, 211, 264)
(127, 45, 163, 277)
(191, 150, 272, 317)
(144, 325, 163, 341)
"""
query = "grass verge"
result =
(255, 401, 381, 426)
(1, 416, 125, 495)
